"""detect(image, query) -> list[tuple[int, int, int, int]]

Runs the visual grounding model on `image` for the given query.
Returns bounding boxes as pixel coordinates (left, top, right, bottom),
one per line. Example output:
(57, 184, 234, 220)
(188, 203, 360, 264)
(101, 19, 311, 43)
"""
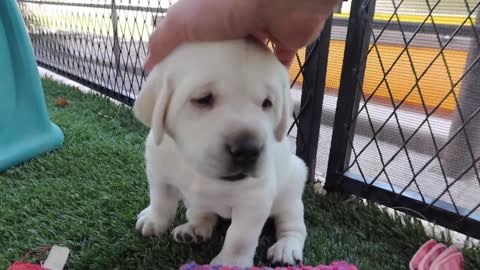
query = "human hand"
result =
(144, 0, 342, 72)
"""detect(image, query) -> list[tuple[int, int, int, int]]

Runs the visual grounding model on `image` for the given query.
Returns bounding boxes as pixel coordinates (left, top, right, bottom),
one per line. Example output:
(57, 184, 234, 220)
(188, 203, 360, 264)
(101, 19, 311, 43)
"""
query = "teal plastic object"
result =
(0, 0, 64, 172)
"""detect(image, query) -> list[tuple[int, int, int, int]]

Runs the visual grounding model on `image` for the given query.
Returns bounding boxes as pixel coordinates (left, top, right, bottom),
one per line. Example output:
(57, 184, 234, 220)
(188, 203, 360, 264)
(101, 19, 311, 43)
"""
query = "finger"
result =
(251, 32, 269, 45)
(248, 32, 271, 52)
(144, 9, 186, 72)
(144, 27, 182, 73)
(273, 45, 297, 68)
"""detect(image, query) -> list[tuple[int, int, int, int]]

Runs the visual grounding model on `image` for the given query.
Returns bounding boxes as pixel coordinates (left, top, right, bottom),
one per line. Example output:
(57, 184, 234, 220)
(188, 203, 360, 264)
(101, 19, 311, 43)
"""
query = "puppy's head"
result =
(134, 39, 291, 181)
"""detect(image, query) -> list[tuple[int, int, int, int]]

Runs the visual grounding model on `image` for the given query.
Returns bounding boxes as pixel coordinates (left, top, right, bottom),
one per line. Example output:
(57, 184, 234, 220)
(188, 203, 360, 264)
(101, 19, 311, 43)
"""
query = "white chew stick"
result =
(42, 245, 70, 270)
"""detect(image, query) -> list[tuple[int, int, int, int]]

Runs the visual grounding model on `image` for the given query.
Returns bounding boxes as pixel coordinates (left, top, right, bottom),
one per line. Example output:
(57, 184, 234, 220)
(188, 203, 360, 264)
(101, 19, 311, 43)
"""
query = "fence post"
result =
(443, 9, 480, 178)
(111, 0, 121, 75)
(325, 0, 376, 191)
(295, 16, 333, 182)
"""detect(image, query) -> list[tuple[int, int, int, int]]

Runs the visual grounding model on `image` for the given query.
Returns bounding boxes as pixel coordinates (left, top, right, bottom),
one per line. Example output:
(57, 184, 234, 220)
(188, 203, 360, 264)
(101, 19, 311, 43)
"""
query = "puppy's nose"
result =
(226, 139, 261, 168)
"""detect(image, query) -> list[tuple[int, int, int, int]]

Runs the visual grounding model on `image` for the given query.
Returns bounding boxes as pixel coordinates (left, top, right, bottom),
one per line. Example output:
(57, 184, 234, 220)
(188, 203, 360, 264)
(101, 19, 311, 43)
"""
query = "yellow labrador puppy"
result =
(133, 39, 308, 267)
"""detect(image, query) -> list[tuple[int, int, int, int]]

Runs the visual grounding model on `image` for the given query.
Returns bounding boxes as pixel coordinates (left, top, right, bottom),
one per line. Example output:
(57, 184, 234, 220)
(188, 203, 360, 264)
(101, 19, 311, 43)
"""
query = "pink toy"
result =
(409, 239, 464, 270)
(179, 261, 358, 270)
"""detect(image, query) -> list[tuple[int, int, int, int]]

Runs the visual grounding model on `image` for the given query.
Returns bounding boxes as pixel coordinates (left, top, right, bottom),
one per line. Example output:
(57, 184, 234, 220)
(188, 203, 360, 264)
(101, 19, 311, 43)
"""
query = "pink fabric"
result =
(431, 252, 464, 270)
(418, 243, 447, 270)
(409, 240, 464, 270)
(429, 245, 459, 270)
(409, 239, 438, 270)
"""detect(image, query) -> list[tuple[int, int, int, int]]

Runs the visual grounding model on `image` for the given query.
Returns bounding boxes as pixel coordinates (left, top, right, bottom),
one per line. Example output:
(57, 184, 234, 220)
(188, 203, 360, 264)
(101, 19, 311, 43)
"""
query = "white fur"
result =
(133, 39, 308, 267)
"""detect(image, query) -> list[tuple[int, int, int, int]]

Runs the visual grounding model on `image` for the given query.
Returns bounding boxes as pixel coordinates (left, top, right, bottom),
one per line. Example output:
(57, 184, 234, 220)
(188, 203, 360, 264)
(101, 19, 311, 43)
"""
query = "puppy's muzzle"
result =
(221, 134, 264, 181)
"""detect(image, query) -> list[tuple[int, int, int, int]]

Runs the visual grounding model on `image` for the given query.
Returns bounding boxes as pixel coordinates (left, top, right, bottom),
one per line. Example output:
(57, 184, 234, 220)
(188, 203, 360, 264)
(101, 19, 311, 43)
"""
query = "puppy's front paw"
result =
(267, 238, 303, 266)
(135, 206, 171, 237)
(172, 222, 214, 243)
(210, 253, 253, 268)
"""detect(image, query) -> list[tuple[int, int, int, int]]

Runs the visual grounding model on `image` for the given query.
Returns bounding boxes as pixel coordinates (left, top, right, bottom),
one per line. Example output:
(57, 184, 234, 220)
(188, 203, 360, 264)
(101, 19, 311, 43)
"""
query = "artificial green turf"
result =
(0, 78, 479, 270)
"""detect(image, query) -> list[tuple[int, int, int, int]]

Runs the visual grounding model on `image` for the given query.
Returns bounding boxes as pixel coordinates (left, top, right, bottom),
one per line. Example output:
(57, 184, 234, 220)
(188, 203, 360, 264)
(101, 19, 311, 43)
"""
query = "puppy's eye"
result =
(192, 94, 214, 108)
(262, 98, 273, 110)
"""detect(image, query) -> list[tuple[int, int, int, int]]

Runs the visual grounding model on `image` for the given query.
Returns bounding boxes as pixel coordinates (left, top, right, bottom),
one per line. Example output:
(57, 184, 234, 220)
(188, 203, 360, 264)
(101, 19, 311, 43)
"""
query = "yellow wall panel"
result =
(287, 40, 468, 113)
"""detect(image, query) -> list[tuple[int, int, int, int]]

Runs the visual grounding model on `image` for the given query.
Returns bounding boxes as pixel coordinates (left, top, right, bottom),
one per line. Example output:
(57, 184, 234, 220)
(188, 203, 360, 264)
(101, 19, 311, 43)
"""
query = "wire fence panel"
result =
(18, 0, 170, 105)
(327, 0, 480, 239)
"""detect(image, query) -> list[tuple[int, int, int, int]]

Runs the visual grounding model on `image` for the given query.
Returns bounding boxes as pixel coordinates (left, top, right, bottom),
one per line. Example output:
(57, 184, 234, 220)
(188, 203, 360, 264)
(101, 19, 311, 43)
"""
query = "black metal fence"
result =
(325, 0, 480, 239)
(17, 0, 480, 239)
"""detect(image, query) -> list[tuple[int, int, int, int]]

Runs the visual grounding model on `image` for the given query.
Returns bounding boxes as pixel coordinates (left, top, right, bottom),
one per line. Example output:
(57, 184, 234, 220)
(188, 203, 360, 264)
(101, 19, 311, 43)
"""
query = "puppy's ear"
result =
(274, 83, 292, 142)
(133, 66, 174, 145)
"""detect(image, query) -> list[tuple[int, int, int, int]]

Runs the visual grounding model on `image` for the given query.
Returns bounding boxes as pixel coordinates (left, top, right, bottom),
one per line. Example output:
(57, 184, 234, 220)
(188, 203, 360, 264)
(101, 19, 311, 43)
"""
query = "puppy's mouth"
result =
(219, 173, 248, 181)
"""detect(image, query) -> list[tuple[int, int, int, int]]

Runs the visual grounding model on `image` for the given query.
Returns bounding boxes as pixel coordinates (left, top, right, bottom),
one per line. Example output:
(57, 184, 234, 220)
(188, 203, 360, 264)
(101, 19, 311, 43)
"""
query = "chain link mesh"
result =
(345, 0, 480, 221)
